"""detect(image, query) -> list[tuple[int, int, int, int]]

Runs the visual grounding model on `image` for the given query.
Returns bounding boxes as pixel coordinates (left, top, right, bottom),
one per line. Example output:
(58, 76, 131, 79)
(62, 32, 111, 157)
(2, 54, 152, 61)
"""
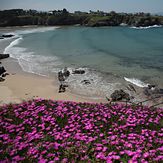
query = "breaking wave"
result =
(3, 27, 62, 76)
(130, 25, 162, 29)
(124, 77, 149, 87)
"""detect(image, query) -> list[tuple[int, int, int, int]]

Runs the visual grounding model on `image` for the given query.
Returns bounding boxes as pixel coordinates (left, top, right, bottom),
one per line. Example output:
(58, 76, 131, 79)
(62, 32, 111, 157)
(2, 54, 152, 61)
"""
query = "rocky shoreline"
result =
(56, 66, 163, 107)
(0, 50, 163, 107)
(0, 34, 15, 81)
(0, 53, 10, 82)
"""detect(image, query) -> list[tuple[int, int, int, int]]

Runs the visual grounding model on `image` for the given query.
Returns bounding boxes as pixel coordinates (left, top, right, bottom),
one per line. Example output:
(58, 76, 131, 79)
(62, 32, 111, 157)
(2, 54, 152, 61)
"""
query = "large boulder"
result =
(111, 89, 130, 101)
(0, 54, 10, 60)
(58, 84, 66, 93)
(58, 71, 65, 82)
(0, 66, 6, 75)
(62, 67, 70, 78)
(144, 85, 163, 97)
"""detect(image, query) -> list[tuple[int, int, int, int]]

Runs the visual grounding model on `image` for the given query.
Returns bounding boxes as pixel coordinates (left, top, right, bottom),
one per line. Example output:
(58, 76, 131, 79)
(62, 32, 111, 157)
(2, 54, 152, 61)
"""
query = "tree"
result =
(62, 8, 69, 15)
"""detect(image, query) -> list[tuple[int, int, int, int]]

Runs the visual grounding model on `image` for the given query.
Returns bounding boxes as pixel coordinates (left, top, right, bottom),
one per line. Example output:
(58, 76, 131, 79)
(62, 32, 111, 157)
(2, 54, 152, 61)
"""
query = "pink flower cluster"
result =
(0, 99, 163, 162)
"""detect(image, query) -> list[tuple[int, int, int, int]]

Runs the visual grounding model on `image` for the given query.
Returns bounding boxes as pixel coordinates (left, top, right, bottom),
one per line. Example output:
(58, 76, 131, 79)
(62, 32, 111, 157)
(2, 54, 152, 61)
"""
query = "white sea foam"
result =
(66, 69, 121, 98)
(3, 27, 62, 76)
(124, 77, 149, 87)
(1, 27, 58, 42)
(19, 54, 62, 76)
(130, 25, 162, 29)
(120, 23, 128, 26)
(4, 42, 62, 76)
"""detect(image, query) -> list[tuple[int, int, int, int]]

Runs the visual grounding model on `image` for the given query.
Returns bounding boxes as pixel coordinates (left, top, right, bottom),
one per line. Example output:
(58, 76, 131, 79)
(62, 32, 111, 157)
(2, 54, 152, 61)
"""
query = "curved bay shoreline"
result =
(0, 26, 162, 107)
(0, 57, 107, 104)
(0, 26, 107, 104)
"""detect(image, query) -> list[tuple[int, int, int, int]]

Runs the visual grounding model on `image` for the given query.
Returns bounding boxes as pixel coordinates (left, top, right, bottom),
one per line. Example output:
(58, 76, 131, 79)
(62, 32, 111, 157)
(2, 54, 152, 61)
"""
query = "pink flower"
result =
(96, 146, 103, 151)
(143, 152, 149, 158)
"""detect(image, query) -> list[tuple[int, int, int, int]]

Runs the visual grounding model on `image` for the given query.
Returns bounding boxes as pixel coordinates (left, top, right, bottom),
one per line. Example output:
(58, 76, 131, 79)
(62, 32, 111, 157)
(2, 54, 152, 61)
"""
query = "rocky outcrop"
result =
(2, 72, 9, 77)
(58, 71, 65, 82)
(72, 69, 85, 74)
(81, 80, 91, 85)
(62, 67, 70, 78)
(0, 54, 10, 60)
(58, 84, 66, 93)
(144, 85, 163, 97)
(110, 89, 130, 101)
(1, 34, 14, 38)
(0, 77, 5, 82)
(0, 66, 6, 76)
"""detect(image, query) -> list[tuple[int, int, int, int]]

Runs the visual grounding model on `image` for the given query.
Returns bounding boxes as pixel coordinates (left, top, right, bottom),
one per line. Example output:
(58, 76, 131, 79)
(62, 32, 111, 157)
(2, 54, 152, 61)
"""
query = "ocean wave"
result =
(130, 25, 162, 29)
(1, 27, 59, 42)
(4, 37, 23, 55)
(124, 77, 149, 87)
(14, 27, 59, 35)
(3, 27, 59, 36)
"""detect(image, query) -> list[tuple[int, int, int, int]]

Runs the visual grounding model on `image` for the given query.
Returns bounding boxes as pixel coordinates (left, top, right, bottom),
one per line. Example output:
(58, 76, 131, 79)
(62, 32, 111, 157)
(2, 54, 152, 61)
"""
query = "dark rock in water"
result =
(0, 54, 10, 60)
(144, 86, 163, 96)
(2, 34, 14, 38)
(147, 84, 156, 89)
(0, 77, 5, 82)
(0, 66, 6, 75)
(63, 67, 70, 78)
(72, 69, 85, 74)
(0, 37, 4, 39)
(81, 80, 91, 85)
(2, 72, 9, 77)
(159, 89, 163, 94)
(111, 89, 130, 101)
(58, 71, 65, 82)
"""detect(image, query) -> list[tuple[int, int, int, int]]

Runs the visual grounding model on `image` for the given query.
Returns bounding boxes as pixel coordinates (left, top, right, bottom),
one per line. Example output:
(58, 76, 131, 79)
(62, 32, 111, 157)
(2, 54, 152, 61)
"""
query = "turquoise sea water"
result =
(2, 26, 163, 98)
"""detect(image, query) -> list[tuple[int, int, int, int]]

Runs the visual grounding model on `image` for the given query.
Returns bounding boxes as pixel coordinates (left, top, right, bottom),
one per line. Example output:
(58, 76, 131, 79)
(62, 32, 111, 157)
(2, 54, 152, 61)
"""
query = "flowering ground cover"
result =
(0, 99, 163, 162)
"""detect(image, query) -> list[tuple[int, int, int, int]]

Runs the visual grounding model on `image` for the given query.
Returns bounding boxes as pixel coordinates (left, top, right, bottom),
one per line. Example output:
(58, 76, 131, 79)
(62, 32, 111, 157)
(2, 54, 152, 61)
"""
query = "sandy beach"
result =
(0, 57, 107, 104)
(1, 58, 162, 107)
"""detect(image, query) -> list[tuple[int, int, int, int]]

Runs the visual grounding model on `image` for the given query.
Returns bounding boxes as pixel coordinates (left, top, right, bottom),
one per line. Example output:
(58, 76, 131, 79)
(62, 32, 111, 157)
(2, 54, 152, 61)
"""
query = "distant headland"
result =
(0, 9, 163, 27)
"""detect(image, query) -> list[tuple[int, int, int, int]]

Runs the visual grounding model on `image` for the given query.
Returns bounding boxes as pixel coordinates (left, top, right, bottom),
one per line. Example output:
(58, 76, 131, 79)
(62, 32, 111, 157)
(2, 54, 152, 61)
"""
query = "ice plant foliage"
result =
(0, 99, 163, 162)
